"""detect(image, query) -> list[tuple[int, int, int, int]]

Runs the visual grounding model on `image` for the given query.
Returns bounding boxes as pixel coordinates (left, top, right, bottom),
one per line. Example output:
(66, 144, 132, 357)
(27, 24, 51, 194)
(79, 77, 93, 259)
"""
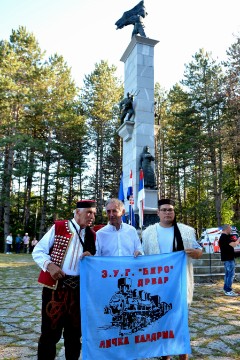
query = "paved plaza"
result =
(0, 254, 240, 359)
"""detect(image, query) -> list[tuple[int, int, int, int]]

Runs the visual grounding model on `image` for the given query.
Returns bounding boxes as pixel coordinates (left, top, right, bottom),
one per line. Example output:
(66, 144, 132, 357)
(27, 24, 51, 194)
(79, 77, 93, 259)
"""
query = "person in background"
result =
(219, 224, 240, 297)
(95, 198, 143, 257)
(6, 233, 13, 254)
(23, 233, 30, 253)
(142, 198, 202, 360)
(32, 200, 96, 360)
(213, 236, 220, 253)
(15, 234, 22, 254)
(29, 236, 38, 253)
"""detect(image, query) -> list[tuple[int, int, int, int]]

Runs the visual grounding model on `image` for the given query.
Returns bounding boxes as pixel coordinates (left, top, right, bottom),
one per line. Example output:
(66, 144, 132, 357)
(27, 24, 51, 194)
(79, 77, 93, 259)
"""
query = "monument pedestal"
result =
(144, 189, 158, 212)
(118, 121, 134, 142)
(134, 189, 159, 229)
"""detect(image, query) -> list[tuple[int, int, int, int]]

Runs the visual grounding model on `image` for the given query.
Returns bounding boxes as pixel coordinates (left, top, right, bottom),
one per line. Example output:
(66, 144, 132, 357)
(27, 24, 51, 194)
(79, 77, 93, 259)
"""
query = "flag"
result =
(127, 170, 135, 227)
(118, 172, 124, 202)
(137, 168, 145, 228)
(127, 169, 133, 200)
(80, 252, 191, 359)
(118, 172, 127, 223)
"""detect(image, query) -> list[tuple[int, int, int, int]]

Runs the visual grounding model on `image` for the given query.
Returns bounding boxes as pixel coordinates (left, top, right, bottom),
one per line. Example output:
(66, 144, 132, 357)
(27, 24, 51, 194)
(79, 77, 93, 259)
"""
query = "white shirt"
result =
(157, 225, 174, 253)
(96, 222, 143, 256)
(23, 236, 30, 245)
(156, 223, 201, 253)
(32, 218, 85, 275)
(6, 235, 13, 244)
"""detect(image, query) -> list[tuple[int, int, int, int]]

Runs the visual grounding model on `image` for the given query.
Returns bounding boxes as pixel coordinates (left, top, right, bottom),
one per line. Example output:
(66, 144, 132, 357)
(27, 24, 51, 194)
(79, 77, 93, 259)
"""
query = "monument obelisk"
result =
(115, 2, 159, 228)
(118, 34, 159, 228)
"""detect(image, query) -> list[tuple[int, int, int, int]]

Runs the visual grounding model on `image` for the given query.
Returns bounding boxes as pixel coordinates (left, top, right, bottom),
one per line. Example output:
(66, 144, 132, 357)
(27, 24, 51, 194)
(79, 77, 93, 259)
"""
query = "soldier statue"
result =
(115, 1, 148, 38)
(119, 92, 135, 124)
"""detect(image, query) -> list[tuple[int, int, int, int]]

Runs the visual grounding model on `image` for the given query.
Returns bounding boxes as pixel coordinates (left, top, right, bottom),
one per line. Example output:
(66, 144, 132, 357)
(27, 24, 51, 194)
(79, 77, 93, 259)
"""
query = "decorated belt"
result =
(61, 275, 80, 289)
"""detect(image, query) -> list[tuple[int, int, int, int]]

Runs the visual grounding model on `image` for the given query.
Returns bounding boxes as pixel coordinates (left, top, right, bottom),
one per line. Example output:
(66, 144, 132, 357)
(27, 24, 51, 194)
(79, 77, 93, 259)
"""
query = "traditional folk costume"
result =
(32, 201, 96, 360)
(142, 222, 198, 304)
(142, 199, 202, 360)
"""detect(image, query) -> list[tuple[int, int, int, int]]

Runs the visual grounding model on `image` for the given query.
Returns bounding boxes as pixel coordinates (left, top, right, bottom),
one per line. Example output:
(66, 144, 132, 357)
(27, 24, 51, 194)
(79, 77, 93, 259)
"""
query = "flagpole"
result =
(138, 169, 145, 238)
(127, 170, 135, 227)
(118, 171, 127, 223)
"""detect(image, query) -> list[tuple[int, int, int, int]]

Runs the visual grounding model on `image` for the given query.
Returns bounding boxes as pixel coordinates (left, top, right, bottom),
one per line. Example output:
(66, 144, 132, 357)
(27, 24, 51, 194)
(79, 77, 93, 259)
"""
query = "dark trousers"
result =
(38, 284, 81, 360)
(16, 243, 21, 253)
(6, 244, 11, 253)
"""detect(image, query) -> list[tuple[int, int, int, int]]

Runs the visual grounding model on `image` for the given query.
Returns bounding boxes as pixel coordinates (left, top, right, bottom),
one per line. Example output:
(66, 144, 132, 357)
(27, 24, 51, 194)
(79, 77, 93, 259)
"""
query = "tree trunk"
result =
(3, 146, 14, 244)
(39, 149, 51, 239)
(23, 148, 35, 229)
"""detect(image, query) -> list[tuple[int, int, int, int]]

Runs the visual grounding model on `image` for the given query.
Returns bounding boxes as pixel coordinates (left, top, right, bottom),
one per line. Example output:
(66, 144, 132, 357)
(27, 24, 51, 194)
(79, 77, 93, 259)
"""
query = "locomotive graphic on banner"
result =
(104, 277, 172, 336)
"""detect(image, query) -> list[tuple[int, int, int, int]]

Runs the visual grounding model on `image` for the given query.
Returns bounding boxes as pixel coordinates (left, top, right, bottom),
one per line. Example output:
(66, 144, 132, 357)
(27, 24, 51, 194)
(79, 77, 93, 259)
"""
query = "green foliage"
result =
(155, 44, 240, 234)
(0, 27, 240, 242)
(0, 27, 90, 240)
(80, 60, 123, 218)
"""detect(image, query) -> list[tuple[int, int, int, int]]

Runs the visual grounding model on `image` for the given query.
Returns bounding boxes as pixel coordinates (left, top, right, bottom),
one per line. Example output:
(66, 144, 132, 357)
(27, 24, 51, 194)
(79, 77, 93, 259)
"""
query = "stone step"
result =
(192, 252, 240, 283)
(193, 273, 225, 283)
(194, 265, 225, 274)
(193, 273, 240, 283)
(195, 259, 223, 266)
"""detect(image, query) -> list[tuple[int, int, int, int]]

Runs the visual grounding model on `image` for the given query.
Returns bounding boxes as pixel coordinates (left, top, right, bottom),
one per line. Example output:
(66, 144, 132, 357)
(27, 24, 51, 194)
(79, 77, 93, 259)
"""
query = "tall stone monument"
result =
(115, 1, 159, 228)
(117, 34, 159, 228)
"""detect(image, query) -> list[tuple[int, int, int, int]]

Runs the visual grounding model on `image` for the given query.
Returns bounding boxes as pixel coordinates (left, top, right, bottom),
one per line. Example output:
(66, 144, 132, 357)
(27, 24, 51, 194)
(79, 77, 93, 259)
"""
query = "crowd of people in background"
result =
(5, 232, 38, 254)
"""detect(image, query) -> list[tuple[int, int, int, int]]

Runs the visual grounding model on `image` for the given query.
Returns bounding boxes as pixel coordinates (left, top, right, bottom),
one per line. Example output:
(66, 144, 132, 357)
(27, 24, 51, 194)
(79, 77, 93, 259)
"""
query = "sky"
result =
(0, 0, 239, 90)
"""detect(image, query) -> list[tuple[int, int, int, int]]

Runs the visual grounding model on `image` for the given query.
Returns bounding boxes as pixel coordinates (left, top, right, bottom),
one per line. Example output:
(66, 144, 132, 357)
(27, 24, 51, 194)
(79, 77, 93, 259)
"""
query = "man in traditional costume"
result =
(32, 200, 96, 360)
(142, 199, 202, 360)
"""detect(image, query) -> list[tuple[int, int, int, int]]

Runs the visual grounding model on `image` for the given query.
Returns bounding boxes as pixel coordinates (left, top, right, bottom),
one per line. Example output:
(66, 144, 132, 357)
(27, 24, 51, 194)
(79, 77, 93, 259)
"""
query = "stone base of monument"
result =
(118, 121, 135, 142)
(126, 189, 159, 229)
(140, 188, 159, 229)
(135, 213, 159, 230)
(144, 189, 158, 212)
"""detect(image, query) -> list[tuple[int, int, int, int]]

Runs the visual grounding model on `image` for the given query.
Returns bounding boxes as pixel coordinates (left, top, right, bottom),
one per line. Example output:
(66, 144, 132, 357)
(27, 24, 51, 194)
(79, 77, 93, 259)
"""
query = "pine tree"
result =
(223, 36, 240, 225)
(80, 60, 122, 221)
(181, 49, 226, 226)
(0, 26, 45, 242)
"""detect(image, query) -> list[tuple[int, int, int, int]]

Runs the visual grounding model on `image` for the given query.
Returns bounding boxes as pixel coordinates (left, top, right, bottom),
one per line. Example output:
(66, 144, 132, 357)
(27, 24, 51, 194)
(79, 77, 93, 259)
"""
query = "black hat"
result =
(158, 199, 175, 207)
(76, 200, 96, 208)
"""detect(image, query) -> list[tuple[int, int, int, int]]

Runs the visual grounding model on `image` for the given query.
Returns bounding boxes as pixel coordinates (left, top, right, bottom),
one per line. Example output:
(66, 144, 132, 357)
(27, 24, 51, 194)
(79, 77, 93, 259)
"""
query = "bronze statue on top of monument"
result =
(115, 1, 148, 38)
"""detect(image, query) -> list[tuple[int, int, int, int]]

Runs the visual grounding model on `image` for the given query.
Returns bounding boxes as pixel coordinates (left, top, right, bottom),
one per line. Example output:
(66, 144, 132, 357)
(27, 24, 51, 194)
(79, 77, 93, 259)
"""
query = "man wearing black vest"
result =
(33, 200, 96, 360)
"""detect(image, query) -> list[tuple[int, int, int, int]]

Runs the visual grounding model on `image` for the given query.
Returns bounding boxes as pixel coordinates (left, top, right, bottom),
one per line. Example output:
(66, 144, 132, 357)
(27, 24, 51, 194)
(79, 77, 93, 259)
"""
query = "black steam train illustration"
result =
(104, 277, 172, 335)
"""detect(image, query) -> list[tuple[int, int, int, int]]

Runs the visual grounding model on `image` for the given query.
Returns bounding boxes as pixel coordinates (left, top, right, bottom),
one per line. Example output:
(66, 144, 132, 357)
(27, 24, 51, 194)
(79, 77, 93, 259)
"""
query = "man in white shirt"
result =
(6, 233, 13, 254)
(32, 200, 96, 360)
(142, 198, 202, 360)
(22, 233, 30, 253)
(96, 198, 143, 257)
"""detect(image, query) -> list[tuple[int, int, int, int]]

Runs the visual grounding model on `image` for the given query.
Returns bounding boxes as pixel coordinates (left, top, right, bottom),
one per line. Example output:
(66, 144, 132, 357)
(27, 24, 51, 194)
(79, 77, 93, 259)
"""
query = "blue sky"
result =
(0, 0, 239, 90)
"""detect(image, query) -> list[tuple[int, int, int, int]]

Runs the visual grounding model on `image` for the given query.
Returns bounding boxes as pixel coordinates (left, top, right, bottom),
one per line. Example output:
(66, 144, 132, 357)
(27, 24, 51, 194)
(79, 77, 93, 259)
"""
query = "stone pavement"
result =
(0, 254, 240, 359)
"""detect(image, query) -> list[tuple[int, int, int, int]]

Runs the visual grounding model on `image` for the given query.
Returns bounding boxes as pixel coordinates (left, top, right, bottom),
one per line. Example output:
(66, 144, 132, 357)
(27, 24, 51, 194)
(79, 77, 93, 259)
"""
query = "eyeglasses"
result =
(160, 208, 174, 213)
